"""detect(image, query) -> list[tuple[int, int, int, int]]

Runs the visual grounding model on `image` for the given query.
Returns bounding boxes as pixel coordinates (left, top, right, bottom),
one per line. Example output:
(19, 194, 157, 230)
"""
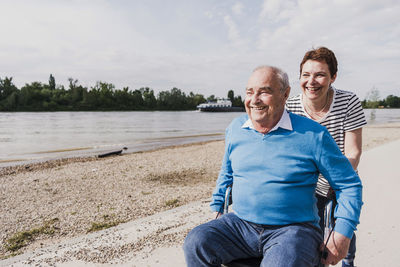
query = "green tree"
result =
(227, 90, 235, 103)
(386, 95, 400, 108)
(114, 87, 131, 110)
(233, 95, 244, 107)
(2, 76, 264, 111)
(364, 87, 380, 108)
(0, 77, 18, 99)
(54, 86, 70, 108)
(157, 88, 190, 110)
(18, 82, 46, 110)
(187, 92, 206, 108)
(89, 82, 115, 110)
(84, 85, 101, 109)
(2, 91, 19, 110)
(49, 74, 56, 90)
(140, 87, 156, 109)
(207, 94, 216, 102)
(0, 77, 19, 111)
(68, 78, 87, 109)
(131, 89, 145, 109)
(378, 99, 387, 108)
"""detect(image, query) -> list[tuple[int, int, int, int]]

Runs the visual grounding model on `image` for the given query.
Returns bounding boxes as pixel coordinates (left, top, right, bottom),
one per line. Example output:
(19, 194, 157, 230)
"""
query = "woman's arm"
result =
(344, 128, 363, 170)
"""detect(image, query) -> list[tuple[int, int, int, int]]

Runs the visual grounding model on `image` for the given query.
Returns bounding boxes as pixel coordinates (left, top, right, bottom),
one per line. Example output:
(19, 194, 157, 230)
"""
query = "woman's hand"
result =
(320, 231, 351, 265)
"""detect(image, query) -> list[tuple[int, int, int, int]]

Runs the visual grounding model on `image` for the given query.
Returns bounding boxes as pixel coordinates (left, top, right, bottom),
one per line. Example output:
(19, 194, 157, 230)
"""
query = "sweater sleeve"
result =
(210, 126, 234, 213)
(316, 130, 363, 238)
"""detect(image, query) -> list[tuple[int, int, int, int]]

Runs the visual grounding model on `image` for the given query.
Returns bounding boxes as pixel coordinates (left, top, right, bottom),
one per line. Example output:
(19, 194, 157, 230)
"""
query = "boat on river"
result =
(197, 99, 245, 112)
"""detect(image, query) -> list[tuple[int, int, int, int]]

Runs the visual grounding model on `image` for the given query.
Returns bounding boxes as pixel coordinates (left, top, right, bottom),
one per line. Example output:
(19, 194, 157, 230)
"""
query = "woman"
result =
(286, 47, 366, 267)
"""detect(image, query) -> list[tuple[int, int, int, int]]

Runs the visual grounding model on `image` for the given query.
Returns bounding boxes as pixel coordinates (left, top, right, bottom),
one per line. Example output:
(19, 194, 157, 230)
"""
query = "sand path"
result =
(2, 139, 399, 266)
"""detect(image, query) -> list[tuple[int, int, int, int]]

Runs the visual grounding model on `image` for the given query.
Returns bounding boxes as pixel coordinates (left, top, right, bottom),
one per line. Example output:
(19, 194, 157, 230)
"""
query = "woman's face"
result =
(300, 60, 336, 102)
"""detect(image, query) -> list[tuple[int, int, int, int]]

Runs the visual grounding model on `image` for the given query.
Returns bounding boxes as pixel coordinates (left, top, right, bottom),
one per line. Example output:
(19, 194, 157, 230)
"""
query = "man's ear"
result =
(283, 86, 291, 100)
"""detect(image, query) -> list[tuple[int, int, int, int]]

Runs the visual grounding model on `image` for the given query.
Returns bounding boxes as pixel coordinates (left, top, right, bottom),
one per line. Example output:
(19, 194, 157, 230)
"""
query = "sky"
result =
(0, 0, 399, 100)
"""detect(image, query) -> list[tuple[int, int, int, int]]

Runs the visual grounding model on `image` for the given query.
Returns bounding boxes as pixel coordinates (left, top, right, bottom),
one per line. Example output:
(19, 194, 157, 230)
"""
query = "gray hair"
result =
(253, 65, 290, 93)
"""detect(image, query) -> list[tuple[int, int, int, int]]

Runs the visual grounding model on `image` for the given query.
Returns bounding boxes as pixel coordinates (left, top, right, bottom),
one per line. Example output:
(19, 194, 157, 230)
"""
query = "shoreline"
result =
(2, 121, 399, 174)
(0, 133, 225, 169)
(0, 139, 221, 177)
(1, 122, 400, 260)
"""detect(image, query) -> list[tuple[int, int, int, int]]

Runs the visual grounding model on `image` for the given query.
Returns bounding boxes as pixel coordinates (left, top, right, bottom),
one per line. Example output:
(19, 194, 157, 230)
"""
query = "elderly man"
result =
(183, 66, 362, 267)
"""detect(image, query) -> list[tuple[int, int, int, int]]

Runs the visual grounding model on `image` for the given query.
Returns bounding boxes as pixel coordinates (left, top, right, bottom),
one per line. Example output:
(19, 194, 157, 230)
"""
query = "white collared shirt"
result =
(241, 109, 293, 133)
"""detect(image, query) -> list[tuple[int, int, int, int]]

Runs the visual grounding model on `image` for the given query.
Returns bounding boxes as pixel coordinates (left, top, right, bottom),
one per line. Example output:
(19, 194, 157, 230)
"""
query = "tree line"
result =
(361, 87, 400, 108)
(2, 75, 398, 111)
(0, 75, 244, 111)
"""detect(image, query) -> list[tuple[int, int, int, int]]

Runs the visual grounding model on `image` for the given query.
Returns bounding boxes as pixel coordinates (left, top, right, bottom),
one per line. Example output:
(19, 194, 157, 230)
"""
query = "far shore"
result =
(1, 122, 400, 260)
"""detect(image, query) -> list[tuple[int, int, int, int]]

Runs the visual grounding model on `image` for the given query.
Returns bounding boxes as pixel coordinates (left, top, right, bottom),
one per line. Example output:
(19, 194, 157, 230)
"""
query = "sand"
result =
(1, 122, 400, 266)
(0, 142, 223, 259)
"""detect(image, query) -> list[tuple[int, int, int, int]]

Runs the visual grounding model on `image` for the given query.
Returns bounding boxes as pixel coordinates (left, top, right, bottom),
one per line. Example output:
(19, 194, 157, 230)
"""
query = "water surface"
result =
(0, 111, 242, 166)
(1, 109, 399, 167)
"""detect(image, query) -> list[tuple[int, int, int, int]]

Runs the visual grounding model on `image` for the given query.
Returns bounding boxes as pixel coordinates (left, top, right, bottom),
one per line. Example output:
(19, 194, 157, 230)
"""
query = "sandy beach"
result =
(1, 122, 400, 266)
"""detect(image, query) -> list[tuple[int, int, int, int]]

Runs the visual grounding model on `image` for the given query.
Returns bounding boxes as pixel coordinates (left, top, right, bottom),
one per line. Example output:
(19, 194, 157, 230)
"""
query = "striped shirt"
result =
(286, 87, 367, 196)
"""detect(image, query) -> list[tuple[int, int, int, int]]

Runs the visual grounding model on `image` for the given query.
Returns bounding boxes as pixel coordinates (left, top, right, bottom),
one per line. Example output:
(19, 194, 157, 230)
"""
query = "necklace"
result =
(303, 89, 331, 119)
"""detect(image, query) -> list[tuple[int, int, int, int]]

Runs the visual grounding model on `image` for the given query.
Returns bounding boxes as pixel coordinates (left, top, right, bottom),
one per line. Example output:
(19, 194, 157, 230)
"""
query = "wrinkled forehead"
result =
(246, 69, 280, 91)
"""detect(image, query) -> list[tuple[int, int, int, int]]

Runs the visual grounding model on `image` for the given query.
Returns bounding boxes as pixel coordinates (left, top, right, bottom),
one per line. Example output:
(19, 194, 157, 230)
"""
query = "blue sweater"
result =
(210, 113, 363, 238)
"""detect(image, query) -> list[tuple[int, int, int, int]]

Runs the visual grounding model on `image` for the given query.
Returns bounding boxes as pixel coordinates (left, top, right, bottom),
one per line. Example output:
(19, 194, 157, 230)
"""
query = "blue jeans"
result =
(316, 194, 356, 267)
(183, 213, 322, 267)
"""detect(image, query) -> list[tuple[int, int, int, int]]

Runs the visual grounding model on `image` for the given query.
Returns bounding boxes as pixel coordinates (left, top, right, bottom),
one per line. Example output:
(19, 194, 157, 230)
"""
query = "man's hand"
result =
(320, 231, 351, 265)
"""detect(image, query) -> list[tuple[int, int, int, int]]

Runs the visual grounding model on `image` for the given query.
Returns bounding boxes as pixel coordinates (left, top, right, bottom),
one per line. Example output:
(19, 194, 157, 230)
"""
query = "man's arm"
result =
(318, 130, 363, 237)
(317, 130, 363, 263)
(319, 128, 363, 265)
(210, 127, 233, 214)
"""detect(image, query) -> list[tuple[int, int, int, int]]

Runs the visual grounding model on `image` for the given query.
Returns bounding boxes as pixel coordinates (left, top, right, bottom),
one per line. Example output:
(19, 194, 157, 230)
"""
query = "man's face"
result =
(245, 68, 289, 127)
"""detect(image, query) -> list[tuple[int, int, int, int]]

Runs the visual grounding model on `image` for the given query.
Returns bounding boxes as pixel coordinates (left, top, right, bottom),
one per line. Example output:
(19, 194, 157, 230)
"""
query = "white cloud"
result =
(232, 2, 244, 16)
(0, 0, 399, 99)
(253, 0, 400, 98)
(204, 10, 214, 19)
(223, 15, 240, 43)
(260, 0, 281, 20)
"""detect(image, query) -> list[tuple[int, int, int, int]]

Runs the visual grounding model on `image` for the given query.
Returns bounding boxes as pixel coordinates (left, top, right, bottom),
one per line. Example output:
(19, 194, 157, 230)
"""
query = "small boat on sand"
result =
(98, 147, 128, 158)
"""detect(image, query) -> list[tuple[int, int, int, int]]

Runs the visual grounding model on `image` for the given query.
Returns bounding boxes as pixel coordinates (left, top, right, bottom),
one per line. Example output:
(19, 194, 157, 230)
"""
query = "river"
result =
(1, 109, 399, 167)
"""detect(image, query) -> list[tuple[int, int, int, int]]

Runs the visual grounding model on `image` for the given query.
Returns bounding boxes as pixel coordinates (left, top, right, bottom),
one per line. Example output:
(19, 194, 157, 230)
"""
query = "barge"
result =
(197, 99, 244, 112)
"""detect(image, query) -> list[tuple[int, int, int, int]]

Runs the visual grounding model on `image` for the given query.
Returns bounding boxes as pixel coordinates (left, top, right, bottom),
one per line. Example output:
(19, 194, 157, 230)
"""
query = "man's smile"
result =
(250, 106, 267, 110)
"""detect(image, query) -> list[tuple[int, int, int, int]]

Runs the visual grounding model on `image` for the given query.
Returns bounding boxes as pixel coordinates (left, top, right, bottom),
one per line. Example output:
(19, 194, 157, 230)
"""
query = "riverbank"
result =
(0, 141, 223, 260)
(1, 122, 400, 261)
